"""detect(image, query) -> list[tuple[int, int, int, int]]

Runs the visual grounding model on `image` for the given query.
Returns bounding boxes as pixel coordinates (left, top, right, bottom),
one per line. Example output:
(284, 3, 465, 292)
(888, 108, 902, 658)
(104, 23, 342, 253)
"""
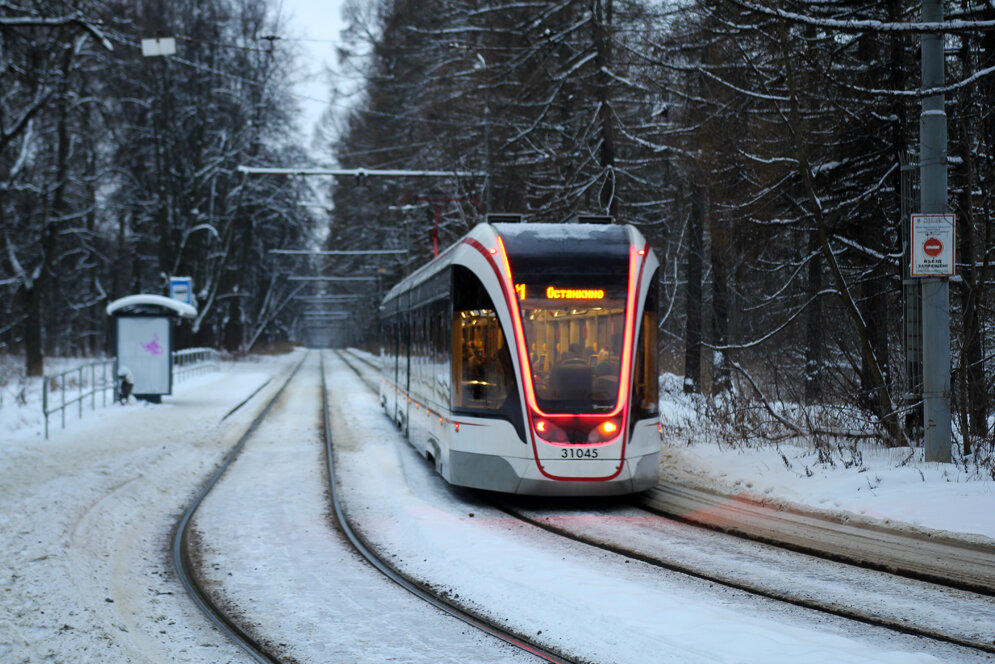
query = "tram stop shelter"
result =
(106, 294, 197, 402)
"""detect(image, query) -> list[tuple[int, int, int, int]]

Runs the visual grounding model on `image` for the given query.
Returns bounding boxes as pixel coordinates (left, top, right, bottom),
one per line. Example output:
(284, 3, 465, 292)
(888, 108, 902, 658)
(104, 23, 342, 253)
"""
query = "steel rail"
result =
(494, 500, 995, 656)
(339, 348, 380, 372)
(325, 351, 576, 664)
(639, 482, 995, 595)
(171, 352, 308, 664)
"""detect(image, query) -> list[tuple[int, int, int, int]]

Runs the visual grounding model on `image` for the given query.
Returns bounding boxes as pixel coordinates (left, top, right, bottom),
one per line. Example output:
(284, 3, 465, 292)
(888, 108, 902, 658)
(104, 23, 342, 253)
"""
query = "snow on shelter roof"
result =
(106, 294, 197, 318)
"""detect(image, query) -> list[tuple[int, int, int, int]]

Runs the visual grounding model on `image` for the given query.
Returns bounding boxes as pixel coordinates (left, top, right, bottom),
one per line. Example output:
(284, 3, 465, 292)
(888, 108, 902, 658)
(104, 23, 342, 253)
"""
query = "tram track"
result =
(171, 352, 308, 663)
(638, 481, 995, 594)
(339, 348, 995, 658)
(329, 351, 575, 663)
(173, 350, 573, 664)
(496, 498, 995, 656)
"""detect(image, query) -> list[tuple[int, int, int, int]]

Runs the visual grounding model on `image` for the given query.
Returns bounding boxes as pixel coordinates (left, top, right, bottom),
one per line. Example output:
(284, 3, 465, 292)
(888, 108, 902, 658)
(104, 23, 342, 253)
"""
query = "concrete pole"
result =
(920, 0, 952, 462)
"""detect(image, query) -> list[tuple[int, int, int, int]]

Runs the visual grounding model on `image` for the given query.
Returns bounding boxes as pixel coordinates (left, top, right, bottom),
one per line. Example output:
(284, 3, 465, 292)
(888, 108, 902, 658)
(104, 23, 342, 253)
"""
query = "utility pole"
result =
(919, 0, 951, 462)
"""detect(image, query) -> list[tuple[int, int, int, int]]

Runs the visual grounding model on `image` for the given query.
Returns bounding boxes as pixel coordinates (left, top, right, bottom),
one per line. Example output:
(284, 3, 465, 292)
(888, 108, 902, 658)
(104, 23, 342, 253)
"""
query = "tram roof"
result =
(491, 222, 630, 243)
(381, 222, 642, 307)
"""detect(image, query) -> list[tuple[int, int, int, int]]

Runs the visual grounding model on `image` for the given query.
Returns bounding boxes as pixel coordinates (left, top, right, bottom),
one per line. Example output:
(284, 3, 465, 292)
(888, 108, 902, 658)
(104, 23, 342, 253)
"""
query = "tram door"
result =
(401, 291, 411, 432)
(382, 297, 399, 423)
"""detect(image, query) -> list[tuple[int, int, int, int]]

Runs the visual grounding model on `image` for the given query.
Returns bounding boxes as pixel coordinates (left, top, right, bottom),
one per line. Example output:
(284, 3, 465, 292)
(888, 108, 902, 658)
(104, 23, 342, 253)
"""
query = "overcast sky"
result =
(276, 0, 347, 151)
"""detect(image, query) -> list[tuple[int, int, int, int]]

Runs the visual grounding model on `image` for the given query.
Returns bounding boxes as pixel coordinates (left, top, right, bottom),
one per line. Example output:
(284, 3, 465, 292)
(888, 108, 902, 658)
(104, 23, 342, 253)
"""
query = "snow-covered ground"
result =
(652, 373, 994, 543)
(0, 354, 289, 663)
(4, 351, 991, 543)
(0, 349, 992, 663)
(328, 353, 985, 663)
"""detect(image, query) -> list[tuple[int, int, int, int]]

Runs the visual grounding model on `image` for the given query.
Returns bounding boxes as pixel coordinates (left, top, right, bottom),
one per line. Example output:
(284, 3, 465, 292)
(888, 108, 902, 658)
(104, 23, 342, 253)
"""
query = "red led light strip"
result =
(382, 377, 479, 432)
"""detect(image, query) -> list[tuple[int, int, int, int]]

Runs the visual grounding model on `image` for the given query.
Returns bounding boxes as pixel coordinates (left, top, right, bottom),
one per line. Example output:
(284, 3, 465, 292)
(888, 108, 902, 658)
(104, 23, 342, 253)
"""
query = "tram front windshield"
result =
(517, 283, 627, 413)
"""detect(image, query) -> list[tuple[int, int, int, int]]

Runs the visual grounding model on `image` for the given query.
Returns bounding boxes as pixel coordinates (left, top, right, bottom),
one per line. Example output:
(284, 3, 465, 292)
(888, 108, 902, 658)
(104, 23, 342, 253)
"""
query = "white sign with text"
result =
(911, 213, 955, 277)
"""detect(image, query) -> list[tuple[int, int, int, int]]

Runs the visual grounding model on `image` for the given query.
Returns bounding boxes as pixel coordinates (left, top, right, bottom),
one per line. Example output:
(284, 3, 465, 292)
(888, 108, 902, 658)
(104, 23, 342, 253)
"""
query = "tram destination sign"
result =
(911, 213, 955, 277)
(514, 283, 606, 300)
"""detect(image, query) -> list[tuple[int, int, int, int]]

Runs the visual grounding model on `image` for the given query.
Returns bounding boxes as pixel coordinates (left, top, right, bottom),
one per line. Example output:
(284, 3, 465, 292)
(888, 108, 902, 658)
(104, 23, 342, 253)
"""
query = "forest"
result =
(2, 1, 993, 467)
(1, 0, 314, 370)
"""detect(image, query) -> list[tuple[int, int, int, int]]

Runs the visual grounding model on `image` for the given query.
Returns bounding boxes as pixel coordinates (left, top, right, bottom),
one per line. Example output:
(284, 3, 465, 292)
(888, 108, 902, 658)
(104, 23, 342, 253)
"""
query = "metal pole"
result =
(237, 166, 485, 177)
(43, 379, 49, 440)
(269, 249, 406, 256)
(920, 0, 951, 462)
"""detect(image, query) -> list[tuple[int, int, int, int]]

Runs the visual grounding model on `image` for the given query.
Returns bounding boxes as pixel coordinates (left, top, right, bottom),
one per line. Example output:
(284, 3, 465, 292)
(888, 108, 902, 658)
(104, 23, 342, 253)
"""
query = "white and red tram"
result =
(380, 220, 660, 495)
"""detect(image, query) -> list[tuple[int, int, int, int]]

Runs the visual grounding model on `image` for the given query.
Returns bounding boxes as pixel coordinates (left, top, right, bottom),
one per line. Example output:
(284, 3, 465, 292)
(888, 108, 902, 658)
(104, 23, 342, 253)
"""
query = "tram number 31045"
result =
(561, 448, 600, 459)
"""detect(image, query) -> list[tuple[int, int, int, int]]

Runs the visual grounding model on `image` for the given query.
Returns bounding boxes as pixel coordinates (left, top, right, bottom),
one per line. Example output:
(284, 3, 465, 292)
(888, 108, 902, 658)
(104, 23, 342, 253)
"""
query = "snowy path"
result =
(0, 356, 292, 663)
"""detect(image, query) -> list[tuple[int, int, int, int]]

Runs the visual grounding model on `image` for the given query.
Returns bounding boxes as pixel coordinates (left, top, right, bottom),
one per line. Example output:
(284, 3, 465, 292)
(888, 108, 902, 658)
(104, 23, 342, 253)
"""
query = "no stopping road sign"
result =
(911, 214, 955, 277)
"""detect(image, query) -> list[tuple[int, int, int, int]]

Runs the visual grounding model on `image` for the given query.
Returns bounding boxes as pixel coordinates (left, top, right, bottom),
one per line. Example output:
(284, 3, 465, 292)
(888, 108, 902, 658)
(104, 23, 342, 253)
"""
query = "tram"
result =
(380, 218, 660, 495)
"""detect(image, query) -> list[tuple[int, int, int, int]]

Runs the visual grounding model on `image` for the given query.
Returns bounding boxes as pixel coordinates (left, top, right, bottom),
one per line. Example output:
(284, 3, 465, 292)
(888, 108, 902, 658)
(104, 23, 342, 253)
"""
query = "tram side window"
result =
(452, 266, 515, 413)
(432, 299, 450, 402)
(633, 276, 659, 417)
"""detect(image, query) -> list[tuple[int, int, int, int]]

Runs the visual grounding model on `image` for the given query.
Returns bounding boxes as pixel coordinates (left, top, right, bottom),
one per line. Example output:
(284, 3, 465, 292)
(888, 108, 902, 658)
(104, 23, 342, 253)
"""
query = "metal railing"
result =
(173, 347, 221, 381)
(42, 347, 223, 438)
(42, 359, 116, 439)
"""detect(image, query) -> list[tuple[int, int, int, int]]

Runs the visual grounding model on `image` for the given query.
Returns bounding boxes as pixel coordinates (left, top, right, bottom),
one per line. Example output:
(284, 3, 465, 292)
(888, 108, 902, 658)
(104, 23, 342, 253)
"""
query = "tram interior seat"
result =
(592, 360, 619, 401)
(553, 362, 592, 400)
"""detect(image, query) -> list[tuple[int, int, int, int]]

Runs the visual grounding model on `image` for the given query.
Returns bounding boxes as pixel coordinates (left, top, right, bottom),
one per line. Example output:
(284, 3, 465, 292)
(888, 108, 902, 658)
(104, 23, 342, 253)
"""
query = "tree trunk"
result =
(684, 185, 704, 393)
(24, 46, 74, 377)
(775, 15, 901, 443)
(592, 0, 617, 217)
(955, 17, 990, 454)
(859, 255, 890, 414)
(23, 285, 44, 377)
(804, 231, 823, 403)
(709, 209, 731, 393)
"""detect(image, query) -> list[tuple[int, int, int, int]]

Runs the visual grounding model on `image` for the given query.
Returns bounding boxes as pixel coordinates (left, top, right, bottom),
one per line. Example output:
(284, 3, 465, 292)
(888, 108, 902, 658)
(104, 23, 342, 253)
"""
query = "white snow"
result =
(654, 372, 995, 543)
(333, 353, 988, 663)
(0, 350, 991, 663)
(0, 353, 287, 663)
(660, 440, 994, 540)
(493, 221, 618, 239)
(105, 294, 197, 318)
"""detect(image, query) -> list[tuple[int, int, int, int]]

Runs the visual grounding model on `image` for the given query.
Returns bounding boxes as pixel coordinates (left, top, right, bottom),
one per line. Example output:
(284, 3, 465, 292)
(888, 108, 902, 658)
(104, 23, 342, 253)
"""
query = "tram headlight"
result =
(587, 419, 622, 443)
(534, 419, 568, 443)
